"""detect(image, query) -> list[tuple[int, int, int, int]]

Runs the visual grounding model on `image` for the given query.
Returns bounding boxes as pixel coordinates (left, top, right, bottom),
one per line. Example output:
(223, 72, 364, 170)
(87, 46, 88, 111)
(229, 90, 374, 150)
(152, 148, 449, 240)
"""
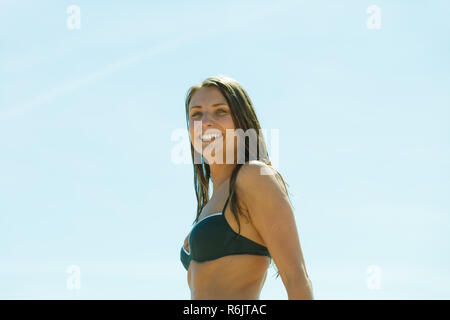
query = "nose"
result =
(201, 111, 214, 129)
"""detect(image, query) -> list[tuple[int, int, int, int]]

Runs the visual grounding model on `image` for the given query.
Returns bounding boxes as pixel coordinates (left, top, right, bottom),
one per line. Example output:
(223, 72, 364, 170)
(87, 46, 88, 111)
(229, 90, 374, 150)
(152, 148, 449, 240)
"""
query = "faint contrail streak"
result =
(0, 34, 194, 121)
(0, 3, 284, 121)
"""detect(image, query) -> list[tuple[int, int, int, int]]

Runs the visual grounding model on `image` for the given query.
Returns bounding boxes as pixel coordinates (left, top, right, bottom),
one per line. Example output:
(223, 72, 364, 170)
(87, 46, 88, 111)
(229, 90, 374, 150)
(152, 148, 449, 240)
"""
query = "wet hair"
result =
(184, 75, 291, 279)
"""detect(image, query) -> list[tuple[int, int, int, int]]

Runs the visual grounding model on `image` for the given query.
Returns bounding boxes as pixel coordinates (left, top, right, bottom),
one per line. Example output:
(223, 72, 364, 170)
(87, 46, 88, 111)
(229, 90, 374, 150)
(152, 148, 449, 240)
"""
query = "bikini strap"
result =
(222, 193, 231, 214)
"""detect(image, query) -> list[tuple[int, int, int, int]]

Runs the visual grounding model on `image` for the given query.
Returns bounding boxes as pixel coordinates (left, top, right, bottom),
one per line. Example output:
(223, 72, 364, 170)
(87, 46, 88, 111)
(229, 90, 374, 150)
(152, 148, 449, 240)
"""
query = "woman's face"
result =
(188, 86, 236, 164)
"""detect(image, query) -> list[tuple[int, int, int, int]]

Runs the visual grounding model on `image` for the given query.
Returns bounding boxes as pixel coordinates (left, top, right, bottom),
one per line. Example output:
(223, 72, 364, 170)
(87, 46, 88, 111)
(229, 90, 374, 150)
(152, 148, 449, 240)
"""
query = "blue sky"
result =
(0, 0, 449, 299)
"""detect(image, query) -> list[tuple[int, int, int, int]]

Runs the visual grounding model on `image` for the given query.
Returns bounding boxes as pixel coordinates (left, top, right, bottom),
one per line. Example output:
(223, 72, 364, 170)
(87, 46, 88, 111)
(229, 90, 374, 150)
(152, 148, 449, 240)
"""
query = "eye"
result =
(190, 111, 202, 118)
(217, 109, 227, 114)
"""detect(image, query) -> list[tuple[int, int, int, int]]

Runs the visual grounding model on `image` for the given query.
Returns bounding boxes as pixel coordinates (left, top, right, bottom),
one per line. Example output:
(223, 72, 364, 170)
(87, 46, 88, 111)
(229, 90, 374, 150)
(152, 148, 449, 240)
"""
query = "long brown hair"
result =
(184, 75, 290, 278)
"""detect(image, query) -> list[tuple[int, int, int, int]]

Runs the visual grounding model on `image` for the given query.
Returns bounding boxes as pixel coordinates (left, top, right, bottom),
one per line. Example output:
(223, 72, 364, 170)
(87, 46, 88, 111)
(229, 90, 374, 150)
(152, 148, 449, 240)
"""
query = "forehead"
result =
(189, 86, 226, 109)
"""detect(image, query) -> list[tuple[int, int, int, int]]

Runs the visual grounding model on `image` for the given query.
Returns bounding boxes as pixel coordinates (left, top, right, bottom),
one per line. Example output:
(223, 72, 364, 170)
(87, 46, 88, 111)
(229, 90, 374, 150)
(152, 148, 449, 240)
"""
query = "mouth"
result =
(200, 132, 223, 143)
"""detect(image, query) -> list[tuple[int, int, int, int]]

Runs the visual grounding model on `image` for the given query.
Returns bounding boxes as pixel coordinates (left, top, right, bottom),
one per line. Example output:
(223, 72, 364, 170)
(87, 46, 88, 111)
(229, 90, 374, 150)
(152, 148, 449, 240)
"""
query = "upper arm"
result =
(235, 160, 311, 285)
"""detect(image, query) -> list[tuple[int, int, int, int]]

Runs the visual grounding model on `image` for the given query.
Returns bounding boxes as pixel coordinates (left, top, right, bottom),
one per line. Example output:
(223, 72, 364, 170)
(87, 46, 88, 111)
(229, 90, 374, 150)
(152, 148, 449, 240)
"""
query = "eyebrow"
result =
(189, 103, 228, 111)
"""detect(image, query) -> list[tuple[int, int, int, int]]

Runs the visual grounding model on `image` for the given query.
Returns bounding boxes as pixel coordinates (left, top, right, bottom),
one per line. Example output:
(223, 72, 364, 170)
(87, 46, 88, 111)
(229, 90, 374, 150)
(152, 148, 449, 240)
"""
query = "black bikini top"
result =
(180, 194, 271, 271)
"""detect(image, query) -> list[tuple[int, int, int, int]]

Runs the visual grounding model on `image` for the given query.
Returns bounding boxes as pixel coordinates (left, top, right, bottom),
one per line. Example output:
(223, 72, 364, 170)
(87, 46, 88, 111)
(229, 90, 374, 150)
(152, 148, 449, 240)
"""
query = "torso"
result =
(183, 189, 271, 299)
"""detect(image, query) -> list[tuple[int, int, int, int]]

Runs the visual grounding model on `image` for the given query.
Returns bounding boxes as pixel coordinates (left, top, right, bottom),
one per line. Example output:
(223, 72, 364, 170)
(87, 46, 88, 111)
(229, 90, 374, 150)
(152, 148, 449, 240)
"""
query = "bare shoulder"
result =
(235, 160, 288, 198)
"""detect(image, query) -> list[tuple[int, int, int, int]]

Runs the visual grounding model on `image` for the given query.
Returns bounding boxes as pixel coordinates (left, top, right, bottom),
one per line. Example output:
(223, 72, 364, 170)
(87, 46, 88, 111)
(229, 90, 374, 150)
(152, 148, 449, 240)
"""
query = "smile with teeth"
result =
(201, 132, 222, 142)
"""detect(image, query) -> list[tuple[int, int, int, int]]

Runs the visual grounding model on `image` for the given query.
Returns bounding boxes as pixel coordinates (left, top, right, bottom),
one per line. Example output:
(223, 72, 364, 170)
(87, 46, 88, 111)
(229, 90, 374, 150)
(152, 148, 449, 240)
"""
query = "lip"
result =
(198, 131, 223, 143)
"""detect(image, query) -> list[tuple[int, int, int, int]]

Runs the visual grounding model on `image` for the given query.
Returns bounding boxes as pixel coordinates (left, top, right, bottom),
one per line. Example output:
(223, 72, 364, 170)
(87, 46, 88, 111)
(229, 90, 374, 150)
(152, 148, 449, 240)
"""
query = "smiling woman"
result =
(180, 75, 314, 300)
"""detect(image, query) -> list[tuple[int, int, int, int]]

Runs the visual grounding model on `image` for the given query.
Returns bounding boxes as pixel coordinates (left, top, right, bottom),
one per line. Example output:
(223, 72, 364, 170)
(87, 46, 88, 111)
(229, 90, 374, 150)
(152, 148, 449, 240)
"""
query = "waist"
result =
(188, 254, 270, 296)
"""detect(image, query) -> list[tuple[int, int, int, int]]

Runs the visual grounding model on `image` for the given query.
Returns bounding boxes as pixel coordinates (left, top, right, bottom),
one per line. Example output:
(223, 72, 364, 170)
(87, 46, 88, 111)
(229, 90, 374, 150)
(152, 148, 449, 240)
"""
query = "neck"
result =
(208, 162, 236, 197)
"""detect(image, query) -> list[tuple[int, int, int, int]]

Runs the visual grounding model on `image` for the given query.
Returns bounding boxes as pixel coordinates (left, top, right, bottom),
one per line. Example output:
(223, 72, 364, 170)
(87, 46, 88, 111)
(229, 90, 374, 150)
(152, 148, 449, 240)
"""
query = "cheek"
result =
(222, 115, 235, 131)
(189, 124, 194, 141)
(188, 123, 202, 154)
(188, 119, 198, 140)
(188, 126, 198, 150)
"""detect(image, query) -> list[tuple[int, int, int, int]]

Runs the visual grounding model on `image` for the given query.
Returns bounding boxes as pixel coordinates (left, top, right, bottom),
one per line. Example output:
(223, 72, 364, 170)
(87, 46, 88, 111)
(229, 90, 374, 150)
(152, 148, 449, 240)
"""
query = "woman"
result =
(180, 75, 313, 300)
